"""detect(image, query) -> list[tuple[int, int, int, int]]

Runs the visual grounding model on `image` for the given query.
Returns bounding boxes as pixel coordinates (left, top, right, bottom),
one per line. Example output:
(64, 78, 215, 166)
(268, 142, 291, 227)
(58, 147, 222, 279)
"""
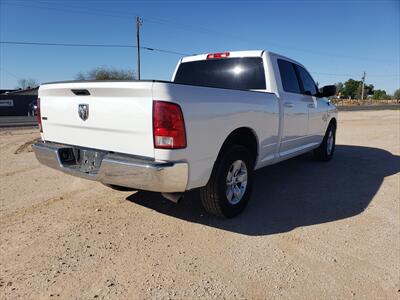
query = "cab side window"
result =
(277, 59, 301, 94)
(296, 65, 318, 96)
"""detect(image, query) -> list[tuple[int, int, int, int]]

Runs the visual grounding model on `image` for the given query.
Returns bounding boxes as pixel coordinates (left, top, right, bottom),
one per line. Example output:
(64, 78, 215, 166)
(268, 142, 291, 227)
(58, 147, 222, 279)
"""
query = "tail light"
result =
(153, 101, 186, 149)
(207, 52, 230, 59)
(36, 98, 42, 132)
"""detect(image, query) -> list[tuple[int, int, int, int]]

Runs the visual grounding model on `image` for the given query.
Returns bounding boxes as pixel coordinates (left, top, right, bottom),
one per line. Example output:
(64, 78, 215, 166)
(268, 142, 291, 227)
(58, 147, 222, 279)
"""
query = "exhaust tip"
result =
(161, 192, 183, 204)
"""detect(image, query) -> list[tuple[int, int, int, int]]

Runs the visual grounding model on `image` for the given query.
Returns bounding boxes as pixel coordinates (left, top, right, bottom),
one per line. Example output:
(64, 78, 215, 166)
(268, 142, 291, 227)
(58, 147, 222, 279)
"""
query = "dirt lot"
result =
(1, 110, 399, 300)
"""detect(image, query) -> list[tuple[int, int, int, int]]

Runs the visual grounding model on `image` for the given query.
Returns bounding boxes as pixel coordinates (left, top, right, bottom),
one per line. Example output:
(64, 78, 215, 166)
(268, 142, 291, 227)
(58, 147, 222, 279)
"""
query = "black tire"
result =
(200, 144, 255, 218)
(314, 122, 336, 161)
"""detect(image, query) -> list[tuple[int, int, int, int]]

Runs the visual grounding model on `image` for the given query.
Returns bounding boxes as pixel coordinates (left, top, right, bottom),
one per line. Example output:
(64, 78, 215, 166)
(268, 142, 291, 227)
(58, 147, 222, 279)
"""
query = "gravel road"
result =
(0, 116, 37, 128)
(1, 110, 399, 299)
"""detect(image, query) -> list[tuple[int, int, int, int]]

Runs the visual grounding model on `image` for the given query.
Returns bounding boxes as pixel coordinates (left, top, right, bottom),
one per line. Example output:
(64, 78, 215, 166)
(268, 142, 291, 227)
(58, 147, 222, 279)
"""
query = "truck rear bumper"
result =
(32, 141, 188, 193)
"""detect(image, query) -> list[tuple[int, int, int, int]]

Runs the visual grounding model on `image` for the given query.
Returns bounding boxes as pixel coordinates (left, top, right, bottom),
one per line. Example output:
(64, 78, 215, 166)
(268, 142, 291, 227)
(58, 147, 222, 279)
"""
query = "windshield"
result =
(173, 57, 266, 90)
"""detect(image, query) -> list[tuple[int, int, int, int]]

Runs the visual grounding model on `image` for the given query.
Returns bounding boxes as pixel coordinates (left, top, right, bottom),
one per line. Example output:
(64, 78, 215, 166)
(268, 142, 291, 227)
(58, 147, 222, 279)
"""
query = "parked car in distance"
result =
(33, 50, 337, 217)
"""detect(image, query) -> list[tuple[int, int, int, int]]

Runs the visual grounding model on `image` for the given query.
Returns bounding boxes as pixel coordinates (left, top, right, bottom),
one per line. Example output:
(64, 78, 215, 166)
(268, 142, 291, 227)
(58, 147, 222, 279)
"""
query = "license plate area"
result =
(58, 147, 106, 174)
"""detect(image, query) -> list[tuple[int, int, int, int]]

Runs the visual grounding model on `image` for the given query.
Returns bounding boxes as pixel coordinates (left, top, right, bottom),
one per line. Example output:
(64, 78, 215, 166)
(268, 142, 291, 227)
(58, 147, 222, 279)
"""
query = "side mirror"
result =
(318, 85, 336, 98)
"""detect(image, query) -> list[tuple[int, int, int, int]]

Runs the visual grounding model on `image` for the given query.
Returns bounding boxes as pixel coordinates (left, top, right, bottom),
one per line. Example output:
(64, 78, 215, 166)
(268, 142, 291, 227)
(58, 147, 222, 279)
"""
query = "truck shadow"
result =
(126, 145, 400, 236)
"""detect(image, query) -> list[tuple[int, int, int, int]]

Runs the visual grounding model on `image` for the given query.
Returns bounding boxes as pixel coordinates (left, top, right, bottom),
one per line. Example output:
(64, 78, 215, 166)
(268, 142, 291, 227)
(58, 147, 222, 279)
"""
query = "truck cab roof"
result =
(179, 50, 305, 68)
(181, 50, 265, 63)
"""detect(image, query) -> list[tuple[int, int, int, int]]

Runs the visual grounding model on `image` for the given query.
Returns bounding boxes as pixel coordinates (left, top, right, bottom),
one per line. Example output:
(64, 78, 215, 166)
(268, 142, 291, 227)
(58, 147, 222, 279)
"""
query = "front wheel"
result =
(200, 145, 255, 218)
(314, 122, 336, 161)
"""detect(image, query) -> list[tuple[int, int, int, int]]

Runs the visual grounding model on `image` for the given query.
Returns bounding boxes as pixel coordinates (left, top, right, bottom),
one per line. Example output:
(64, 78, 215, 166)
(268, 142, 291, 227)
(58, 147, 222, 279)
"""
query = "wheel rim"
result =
(327, 129, 334, 155)
(225, 160, 248, 205)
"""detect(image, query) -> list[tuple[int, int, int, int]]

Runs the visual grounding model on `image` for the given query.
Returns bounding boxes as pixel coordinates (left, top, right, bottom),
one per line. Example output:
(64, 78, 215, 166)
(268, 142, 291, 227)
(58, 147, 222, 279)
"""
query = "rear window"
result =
(173, 57, 266, 90)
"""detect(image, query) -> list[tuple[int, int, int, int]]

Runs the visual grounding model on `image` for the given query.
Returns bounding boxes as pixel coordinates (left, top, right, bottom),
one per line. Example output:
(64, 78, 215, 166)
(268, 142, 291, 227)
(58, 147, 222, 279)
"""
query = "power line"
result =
(2, 1, 132, 20)
(311, 71, 399, 78)
(2, 0, 397, 63)
(1, 41, 397, 78)
(0, 41, 190, 56)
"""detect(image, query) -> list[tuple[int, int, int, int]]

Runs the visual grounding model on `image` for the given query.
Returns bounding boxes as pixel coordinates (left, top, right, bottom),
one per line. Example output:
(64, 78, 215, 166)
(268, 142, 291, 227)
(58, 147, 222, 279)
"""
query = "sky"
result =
(0, 0, 399, 93)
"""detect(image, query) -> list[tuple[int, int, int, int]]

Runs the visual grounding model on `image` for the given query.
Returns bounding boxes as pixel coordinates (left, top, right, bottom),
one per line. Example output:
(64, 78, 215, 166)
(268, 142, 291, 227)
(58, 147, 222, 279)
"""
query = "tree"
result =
(341, 79, 374, 99)
(394, 89, 400, 99)
(341, 79, 360, 99)
(365, 84, 374, 96)
(335, 82, 343, 96)
(356, 83, 374, 99)
(16, 78, 39, 89)
(76, 67, 136, 80)
(372, 89, 389, 100)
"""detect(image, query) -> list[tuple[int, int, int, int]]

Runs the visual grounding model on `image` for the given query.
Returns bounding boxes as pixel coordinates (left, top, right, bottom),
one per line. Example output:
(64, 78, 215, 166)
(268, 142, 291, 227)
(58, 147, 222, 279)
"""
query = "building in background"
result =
(0, 89, 17, 94)
(0, 87, 38, 116)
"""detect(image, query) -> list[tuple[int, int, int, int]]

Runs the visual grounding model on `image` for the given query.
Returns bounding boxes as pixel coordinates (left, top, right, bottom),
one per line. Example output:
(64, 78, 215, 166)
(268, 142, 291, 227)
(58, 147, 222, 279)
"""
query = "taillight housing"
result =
(153, 101, 186, 149)
(36, 98, 42, 132)
(207, 52, 230, 59)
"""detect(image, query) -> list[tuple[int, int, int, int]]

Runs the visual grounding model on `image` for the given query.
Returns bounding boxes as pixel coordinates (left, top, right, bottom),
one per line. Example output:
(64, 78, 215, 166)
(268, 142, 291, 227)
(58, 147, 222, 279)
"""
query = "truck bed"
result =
(39, 79, 280, 189)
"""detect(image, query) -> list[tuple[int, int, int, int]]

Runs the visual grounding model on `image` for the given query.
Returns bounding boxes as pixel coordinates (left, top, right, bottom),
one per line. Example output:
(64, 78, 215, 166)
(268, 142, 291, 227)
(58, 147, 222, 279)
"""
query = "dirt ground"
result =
(1, 110, 399, 300)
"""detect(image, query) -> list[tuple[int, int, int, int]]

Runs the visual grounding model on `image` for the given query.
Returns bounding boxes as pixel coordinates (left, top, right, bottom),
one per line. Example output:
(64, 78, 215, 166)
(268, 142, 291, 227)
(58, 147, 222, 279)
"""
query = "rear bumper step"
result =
(32, 141, 188, 193)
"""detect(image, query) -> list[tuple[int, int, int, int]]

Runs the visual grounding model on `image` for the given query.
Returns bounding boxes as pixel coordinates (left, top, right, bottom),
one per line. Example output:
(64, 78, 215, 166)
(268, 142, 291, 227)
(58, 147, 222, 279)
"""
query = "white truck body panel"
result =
(152, 82, 279, 188)
(39, 81, 155, 158)
(35, 50, 337, 192)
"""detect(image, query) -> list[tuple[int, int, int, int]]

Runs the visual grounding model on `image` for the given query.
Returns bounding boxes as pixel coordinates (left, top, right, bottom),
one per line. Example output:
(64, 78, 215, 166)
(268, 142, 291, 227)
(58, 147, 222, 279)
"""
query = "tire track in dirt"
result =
(0, 185, 98, 228)
(14, 138, 41, 154)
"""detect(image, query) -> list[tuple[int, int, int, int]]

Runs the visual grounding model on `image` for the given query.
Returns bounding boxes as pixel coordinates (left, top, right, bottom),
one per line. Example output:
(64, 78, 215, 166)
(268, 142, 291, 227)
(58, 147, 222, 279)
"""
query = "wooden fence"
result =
(331, 99, 400, 106)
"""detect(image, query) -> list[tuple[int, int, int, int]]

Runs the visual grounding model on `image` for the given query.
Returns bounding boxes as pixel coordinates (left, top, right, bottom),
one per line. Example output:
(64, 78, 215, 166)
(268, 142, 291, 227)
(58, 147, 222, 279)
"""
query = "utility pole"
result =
(361, 71, 366, 102)
(136, 16, 142, 80)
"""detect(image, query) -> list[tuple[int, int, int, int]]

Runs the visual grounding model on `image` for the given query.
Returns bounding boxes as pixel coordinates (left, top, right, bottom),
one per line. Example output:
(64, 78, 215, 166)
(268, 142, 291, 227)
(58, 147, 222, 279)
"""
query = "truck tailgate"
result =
(39, 81, 155, 158)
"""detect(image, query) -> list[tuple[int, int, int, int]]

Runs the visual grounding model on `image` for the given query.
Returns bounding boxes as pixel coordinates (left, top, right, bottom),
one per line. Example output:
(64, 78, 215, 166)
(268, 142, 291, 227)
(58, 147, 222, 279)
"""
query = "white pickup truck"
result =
(33, 50, 337, 217)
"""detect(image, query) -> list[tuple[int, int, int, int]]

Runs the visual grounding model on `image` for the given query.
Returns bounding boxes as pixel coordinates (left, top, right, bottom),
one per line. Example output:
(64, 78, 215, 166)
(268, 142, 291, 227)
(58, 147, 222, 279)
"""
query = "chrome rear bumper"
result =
(32, 141, 188, 192)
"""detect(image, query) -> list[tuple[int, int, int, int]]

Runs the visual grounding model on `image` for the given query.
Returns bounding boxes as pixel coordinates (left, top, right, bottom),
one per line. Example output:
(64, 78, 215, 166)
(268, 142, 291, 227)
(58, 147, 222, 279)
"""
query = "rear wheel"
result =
(200, 144, 255, 218)
(314, 122, 336, 161)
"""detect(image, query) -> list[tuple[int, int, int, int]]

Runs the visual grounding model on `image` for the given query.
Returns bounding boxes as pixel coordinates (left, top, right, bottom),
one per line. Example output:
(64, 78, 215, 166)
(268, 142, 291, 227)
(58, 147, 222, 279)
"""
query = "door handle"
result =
(308, 103, 316, 108)
(284, 102, 294, 108)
